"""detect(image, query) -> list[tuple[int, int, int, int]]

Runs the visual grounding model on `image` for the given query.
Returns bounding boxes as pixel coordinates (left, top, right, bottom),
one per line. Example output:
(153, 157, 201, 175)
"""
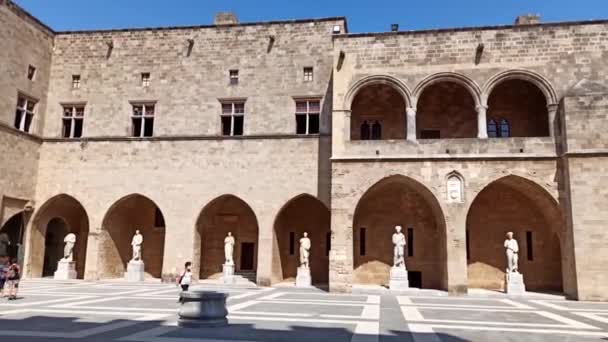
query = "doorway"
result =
(240, 242, 255, 271)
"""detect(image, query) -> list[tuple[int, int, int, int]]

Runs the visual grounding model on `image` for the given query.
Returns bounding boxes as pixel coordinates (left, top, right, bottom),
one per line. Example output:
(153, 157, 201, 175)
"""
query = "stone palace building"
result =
(1, 0, 607, 300)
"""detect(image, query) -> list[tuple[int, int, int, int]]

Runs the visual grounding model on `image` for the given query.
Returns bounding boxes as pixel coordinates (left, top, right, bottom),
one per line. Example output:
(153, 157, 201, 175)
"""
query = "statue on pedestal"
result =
(299, 232, 311, 269)
(62, 233, 76, 262)
(504, 232, 519, 273)
(224, 232, 235, 265)
(131, 230, 143, 262)
(392, 226, 406, 269)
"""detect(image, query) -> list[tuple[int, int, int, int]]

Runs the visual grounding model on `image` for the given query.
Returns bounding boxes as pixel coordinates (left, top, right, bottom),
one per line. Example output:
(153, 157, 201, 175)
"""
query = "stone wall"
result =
(0, 1, 53, 134)
(29, 138, 326, 284)
(560, 91, 608, 300)
(0, 1, 51, 228)
(45, 18, 344, 137)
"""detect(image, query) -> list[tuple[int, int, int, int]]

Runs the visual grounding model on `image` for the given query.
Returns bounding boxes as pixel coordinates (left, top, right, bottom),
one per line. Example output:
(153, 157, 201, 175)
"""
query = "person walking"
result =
(176, 261, 192, 304)
(0, 258, 7, 298)
(6, 258, 20, 300)
(178, 261, 193, 292)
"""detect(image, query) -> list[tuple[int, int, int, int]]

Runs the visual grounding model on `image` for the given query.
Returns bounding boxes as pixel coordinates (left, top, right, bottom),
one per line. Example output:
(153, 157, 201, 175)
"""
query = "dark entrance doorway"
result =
(240, 242, 255, 271)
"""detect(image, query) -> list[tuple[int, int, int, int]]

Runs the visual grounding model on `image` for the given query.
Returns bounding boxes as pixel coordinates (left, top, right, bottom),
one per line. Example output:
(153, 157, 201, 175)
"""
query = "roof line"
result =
(5, 0, 55, 35)
(55, 16, 348, 35)
(333, 19, 608, 39)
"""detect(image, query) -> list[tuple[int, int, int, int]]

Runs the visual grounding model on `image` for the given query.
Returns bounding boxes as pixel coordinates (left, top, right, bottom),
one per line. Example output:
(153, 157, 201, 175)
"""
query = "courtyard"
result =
(1, 279, 607, 341)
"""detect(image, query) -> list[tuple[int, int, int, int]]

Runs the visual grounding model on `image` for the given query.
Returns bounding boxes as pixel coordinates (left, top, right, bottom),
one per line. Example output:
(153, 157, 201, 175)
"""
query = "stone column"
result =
(328, 207, 354, 293)
(83, 231, 101, 280)
(476, 105, 488, 139)
(547, 104, 558, 137)
(406, 107, 417, 141)
(443, 205, 468, 294)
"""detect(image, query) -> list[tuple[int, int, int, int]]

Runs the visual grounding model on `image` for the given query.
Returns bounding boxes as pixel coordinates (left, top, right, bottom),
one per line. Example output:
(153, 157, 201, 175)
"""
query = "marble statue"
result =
(224, 232, 235, 265)
(504, 232, 519, 273)
(131, 230, 143, 261)
(392, 225, 406, 268)
(299, 232, 311, 268)
(63, 233, 76, 262)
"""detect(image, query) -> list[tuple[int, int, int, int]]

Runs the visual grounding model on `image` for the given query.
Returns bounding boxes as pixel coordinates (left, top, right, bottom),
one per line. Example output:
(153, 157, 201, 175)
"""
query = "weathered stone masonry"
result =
(1, 0, 608, 300)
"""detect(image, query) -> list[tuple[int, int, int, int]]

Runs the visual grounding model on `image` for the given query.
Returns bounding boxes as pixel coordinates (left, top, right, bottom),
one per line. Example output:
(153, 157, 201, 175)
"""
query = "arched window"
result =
(371, 121, 382, 140)
(487, 119, 498, 138)
(360, 121, 370, 140)
(500, 119, 510, 138)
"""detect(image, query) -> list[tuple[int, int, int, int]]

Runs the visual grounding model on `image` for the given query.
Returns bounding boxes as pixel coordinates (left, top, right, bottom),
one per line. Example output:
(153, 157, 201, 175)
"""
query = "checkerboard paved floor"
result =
(1, 279, 607, 341)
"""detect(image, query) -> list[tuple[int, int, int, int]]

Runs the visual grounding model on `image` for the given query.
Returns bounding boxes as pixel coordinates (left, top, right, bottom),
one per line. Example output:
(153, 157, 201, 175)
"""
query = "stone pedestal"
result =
(222, 263, 235, 284)
(504, 272, 526, 294)
(125, 260, 145, 282)
(389, 266, 409, 290)
(295, 266, 312, 287)
(54, 260, 77, 280)
(178, 291, 228, 327)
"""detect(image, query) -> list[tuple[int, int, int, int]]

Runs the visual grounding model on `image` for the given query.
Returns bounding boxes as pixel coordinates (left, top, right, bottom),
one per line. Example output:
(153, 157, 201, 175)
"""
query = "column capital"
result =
(475, 105, 489, 111)
(406, 107, 416, 115)
(547, 103, 559, 112)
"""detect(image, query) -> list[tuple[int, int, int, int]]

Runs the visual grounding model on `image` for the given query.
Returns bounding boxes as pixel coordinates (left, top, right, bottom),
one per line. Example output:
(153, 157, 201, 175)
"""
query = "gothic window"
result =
(360, 121, 370, 140)
(500, 119, 511, 138)
(487, 119, 498, 138)
(371, 121, 382, 140)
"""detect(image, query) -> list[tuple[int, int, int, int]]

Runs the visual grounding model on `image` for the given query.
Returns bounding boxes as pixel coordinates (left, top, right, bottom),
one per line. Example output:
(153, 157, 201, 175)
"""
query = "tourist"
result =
(6, 258, 20, 300)
(0, 258, 7, 298)
(178, 261, 192, 292)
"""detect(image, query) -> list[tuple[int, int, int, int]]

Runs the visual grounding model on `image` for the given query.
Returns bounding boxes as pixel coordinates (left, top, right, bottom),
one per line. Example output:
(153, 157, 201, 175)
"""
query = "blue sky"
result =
(15, 0, 608, 33)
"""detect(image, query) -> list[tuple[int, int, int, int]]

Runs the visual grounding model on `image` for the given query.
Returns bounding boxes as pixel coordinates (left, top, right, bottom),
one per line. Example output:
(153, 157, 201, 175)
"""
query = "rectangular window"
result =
(27, 65, 36, 80)
(141, 73, 150, 87)
(72, 75, 81, 89)
(289, 232, 295, 255)
(62, 105, 85, 138)
(220, 101, 245, 136)
(303, 67, 313, 82)
(295, 99, 321, 135)
(359, 228, 366, 256)
(14, 95, 37, 133)
(526, 231, 533, 261)
(326, 232, 331, 257)
(407, 227, 414, 257)
(131, 103, 155, 137)
(229, 70, 239, 85)
(420, 130, 441, 139)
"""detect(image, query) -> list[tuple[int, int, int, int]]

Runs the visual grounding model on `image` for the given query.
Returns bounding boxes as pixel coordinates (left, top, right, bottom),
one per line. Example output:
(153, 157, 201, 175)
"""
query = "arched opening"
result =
(100, 194, 166, 279)
(0, 212, 25, 260)
(487, 79, 549, 137)
(272, 194, 330, 285)
(466, 176, 563, 292)
(42, 218, 68, 277)
(195, 195, 259, 281)
(350, 84, 407, 140)
(29, 195, 89, 279)
(417, 81, 477, 139)
(353, 175, 447, 289)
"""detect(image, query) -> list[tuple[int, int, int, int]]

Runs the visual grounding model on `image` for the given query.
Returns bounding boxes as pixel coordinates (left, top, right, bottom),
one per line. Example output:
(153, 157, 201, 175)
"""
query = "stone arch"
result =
(344, 75, 412, 110)
(483, 70, 555, 137)
(28, 194, 89, 279)
(272, 194, 331, 285)
(0, 212, 25, 261)
(414, 73, 482, 139)
(100, 193, 166, 279)
(482, 69, 558, 106)
(194, 195, 259, 281)
(348, 76, 411, 140)
(413, 72, 482, 107)
(466, 175, 564, 292)
(352, 175, 447, 289)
